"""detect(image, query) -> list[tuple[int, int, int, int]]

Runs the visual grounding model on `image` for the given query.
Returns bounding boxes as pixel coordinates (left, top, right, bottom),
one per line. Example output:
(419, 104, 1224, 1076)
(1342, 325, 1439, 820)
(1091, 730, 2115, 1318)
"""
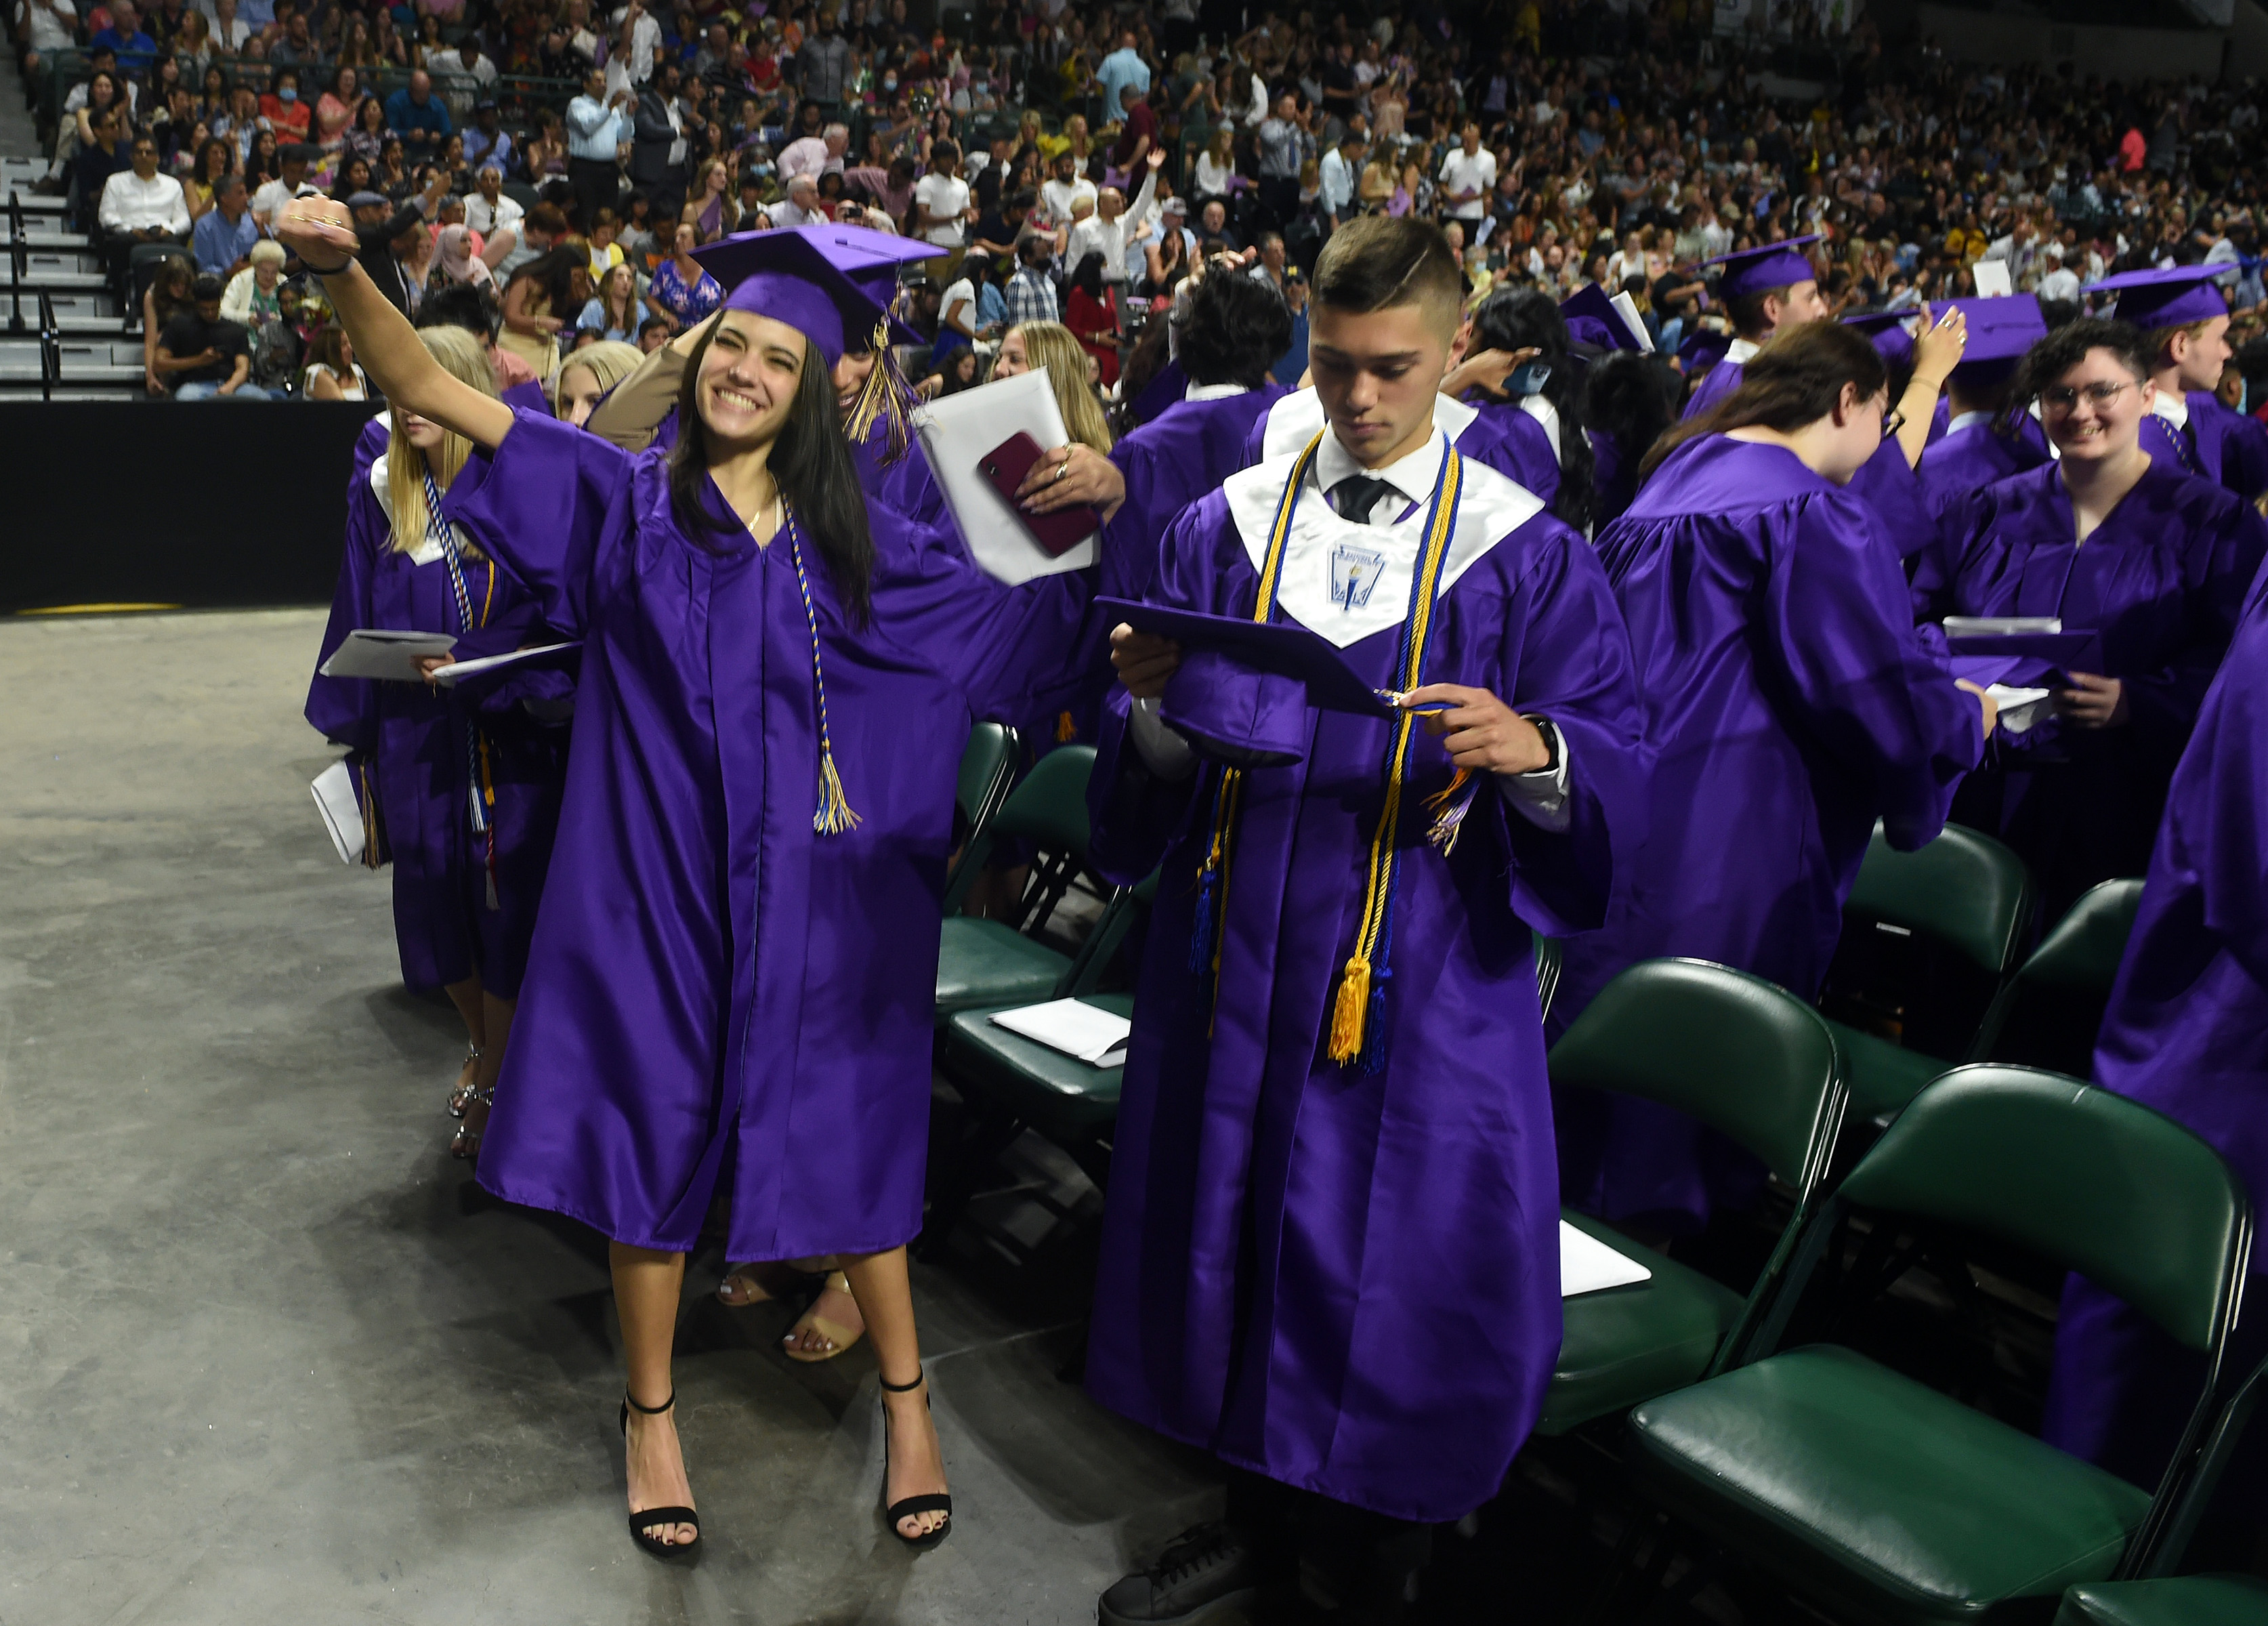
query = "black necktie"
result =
(1330, 475, 1398, 524)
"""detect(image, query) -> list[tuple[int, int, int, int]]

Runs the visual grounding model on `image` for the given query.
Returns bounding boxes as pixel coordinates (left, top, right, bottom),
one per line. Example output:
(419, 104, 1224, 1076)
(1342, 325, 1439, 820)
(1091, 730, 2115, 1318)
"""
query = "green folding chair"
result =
(1623, 1065, 2254, 1626)
(1819, 822, 2036, 1127)
(1538, 958, 1847, 1436)
(1970, 879, 2146, 1077)
(2056, 1575, 2268, 1625)
(935, 743, 1101, 1022)
(923, 874, 1156, 1255)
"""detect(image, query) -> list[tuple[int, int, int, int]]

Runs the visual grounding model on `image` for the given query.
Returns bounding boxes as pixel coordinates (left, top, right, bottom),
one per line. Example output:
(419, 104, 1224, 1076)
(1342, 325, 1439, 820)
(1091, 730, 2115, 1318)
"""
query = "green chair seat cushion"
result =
(935, 917, 1072, 1020)
(2055, 1575, 2268, 1626)
(942, 994, 1133, 1135)
(1629, 1345, 2151, 1626)
(1826, 1018, 1954, 1125)
(1537, 1209, 1745, 1437)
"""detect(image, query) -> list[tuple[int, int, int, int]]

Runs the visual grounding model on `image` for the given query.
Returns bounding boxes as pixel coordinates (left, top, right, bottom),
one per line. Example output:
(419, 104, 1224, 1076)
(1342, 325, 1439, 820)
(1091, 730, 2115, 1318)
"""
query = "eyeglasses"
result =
(2041, 380, 2135, 413)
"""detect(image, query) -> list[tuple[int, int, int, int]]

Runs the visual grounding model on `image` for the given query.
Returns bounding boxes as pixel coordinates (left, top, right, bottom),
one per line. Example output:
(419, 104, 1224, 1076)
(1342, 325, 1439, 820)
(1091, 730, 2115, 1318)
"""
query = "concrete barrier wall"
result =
(3, 402, 382, 614)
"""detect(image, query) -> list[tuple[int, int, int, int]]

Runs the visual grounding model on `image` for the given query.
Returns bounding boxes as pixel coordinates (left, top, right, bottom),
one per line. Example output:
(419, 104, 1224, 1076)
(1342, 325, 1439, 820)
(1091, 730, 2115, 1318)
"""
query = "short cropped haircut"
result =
(2018, 316, 2154, 402)
(1311, 215, 1462, 329)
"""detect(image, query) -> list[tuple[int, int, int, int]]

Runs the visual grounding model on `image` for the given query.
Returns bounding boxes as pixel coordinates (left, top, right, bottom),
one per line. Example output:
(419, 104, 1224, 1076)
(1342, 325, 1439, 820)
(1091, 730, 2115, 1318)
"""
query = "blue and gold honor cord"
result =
(1188, 431, 1464, 1071)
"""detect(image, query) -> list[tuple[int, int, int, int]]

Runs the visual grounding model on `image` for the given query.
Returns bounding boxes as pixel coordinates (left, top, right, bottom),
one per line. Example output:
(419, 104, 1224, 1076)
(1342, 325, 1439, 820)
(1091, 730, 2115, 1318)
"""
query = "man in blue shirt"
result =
(565, 67, 635, 233)
(192, 173, 259, 277)
(383, 69, 453, 156)
(88, 0, 157, 76)
(461, 100, 516, 179)
(1095, 30, 1151, 123)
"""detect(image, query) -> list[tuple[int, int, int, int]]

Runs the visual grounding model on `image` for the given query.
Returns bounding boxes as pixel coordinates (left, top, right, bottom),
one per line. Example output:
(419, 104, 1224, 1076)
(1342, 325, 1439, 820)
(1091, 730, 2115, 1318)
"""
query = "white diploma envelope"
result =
(912, 367, 1101, 586)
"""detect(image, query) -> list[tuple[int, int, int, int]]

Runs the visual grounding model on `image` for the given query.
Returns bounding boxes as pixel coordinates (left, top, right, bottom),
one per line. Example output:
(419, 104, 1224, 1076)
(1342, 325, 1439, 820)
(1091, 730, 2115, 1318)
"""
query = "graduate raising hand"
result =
(279, 198, 1095, 1562)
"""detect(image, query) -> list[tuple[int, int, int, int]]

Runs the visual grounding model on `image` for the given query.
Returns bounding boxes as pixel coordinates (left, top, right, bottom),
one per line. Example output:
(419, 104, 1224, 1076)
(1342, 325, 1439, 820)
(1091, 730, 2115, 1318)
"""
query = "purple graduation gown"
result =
(1465, 398, 1563, 507)
(1083, 455, 1646, 1522)
(1101, 384, 1288, 604)
(1929, 460, 2267, 923)
(1553, 435, 1986, 1229)
(1846, 434, 1940, 562)
(444, 409, 1092, 1259)
(1915, 415, 2051, 531)
(1679, 353, 1745, 419)
(2141, 392, 2268, 501)
(306, 461, 573, 1001)
(2042, 571, 2268, 1516)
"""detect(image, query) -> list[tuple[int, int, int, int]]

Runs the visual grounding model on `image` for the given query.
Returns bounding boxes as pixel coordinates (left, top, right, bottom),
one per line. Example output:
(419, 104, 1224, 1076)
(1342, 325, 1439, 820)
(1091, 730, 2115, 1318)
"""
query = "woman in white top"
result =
(1193, 126, 1238, 201)
(221, 239, 289, 325)
(303, 327, 369, 401)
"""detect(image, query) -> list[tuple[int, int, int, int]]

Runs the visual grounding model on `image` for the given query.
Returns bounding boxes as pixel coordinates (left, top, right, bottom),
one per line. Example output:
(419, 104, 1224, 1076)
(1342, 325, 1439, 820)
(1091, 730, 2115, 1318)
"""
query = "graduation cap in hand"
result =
(2083, 264, 2238, 329)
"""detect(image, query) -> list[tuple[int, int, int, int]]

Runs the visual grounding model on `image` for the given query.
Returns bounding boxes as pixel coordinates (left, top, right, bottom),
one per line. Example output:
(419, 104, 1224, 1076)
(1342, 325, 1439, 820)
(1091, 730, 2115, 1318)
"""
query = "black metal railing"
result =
(39, 289, 60, 402)
(7, 191, 27, 337)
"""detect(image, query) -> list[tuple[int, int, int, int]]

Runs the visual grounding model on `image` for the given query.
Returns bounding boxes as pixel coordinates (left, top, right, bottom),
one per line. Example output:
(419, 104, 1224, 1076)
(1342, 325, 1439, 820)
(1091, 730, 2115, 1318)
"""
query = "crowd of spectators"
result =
(15, 0, 2268, 406)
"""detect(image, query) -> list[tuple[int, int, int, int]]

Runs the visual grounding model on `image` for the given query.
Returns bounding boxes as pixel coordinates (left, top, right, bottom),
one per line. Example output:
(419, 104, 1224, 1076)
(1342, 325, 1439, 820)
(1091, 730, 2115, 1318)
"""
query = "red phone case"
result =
(979, 432, 1101, 557)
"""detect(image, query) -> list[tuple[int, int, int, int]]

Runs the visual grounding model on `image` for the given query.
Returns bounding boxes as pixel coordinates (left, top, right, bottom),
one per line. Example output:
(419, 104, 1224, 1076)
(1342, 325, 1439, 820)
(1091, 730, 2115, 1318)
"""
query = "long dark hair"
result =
(1580, 351, 1678, 530)
(668, 324, 875, 626)
(1469, 287, 1595, 531)
(1640, 319, 1886, 480)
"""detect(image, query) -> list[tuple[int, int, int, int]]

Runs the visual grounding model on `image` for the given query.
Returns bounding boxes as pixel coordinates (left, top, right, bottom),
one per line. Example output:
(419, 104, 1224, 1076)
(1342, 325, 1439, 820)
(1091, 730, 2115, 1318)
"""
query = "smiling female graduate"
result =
(277, 199, 1095, 1560)
(1085, 217, 1645, 1626)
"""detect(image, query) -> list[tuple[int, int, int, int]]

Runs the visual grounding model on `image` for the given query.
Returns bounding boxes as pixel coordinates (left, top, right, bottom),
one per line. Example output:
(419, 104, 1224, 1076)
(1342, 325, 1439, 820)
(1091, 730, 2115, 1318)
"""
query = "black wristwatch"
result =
(1522, 714, 1560, 775)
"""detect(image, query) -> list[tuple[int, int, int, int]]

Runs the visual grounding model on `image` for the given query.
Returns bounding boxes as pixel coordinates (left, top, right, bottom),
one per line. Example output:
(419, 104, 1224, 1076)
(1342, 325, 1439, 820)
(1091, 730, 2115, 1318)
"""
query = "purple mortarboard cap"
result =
(1677, 327, 1732, 373)
(1941, 293, 2048, 369)
(1161, 652, 1310, 767)
(2084, 264, 2235, 329)
(1704, 233, 1824, 299)
(1097, 595, 1418, 765)
(788, 222, 940, 348)
(1842, 308, 1915, 369)
(688, 227, 899, 367)
(1560, 283, 1647, 354)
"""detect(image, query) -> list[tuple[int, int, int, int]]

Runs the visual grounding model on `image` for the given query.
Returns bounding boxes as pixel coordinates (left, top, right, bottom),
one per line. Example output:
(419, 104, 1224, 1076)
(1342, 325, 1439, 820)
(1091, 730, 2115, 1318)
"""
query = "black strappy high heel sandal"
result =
(879, 1367, 952, 1550)
(618, 1389, 701, 1559)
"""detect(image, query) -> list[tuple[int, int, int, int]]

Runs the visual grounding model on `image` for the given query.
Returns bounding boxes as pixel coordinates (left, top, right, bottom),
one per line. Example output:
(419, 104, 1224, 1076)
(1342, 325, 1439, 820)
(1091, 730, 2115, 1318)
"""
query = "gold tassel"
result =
(1055, 710, 1077, 743)
(843, 316, 913, 466)
(1327, 955, 1373, 1064)
(814, 747, 862, 835)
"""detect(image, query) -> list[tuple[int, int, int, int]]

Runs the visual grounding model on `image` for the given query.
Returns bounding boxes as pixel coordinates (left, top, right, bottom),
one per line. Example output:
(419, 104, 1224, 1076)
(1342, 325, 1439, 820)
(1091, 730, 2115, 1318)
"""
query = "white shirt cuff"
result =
(1494, 720, 1571, 833)
(1127, 695, 1198, 781)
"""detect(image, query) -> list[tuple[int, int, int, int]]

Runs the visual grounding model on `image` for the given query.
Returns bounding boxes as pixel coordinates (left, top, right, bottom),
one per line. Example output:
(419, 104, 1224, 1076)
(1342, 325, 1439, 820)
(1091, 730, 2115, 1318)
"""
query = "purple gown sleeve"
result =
(304, 476, 386, 753)
(867, 514, 1101, 728)
(1479, 519, 1645, 937)
(1767, 491, 1984, 850)
(438, 406, 639, 640)
(2185, 617, 2268, 989)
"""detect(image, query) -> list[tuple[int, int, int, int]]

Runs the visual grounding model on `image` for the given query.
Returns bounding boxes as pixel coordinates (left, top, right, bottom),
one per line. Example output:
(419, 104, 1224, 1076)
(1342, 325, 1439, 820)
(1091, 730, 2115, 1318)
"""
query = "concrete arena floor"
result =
(0, 608, 1218, 1625)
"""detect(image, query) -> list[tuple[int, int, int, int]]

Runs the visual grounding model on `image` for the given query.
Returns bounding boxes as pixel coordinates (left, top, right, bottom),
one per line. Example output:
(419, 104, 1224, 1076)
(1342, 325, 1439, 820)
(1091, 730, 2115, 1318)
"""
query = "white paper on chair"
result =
(1986, 684, 2056, 734)
(1560, 1220, 1654, 1298)
(986, 999, 1132, 1068)
(318, 628, 459, 682)
(432, 642, 581, 686)
(912, 367, 1100, 586)
(310, 760, 364, 865)
(1971, 259, 2013, 298)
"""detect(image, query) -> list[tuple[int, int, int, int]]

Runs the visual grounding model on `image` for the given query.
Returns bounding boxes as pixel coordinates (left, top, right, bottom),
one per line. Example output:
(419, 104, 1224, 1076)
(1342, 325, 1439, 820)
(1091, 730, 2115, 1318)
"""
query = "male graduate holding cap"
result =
(1679, 234, 1829, 419)
(1088, 216, 1645, 1625)
(2088, 263, 2268, 501)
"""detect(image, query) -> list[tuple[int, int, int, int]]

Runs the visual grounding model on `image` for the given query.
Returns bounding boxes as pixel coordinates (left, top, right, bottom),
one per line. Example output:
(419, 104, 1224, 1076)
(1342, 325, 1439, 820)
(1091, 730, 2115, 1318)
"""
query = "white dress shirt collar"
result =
(1184, 381, 1250, 402)
(1312, 419, 1450, 526)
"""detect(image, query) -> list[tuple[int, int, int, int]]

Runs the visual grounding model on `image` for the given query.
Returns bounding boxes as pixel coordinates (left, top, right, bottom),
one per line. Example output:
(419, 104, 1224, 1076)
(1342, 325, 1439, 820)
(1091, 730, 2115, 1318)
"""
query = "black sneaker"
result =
(1099, 1522, 1268, 1625)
